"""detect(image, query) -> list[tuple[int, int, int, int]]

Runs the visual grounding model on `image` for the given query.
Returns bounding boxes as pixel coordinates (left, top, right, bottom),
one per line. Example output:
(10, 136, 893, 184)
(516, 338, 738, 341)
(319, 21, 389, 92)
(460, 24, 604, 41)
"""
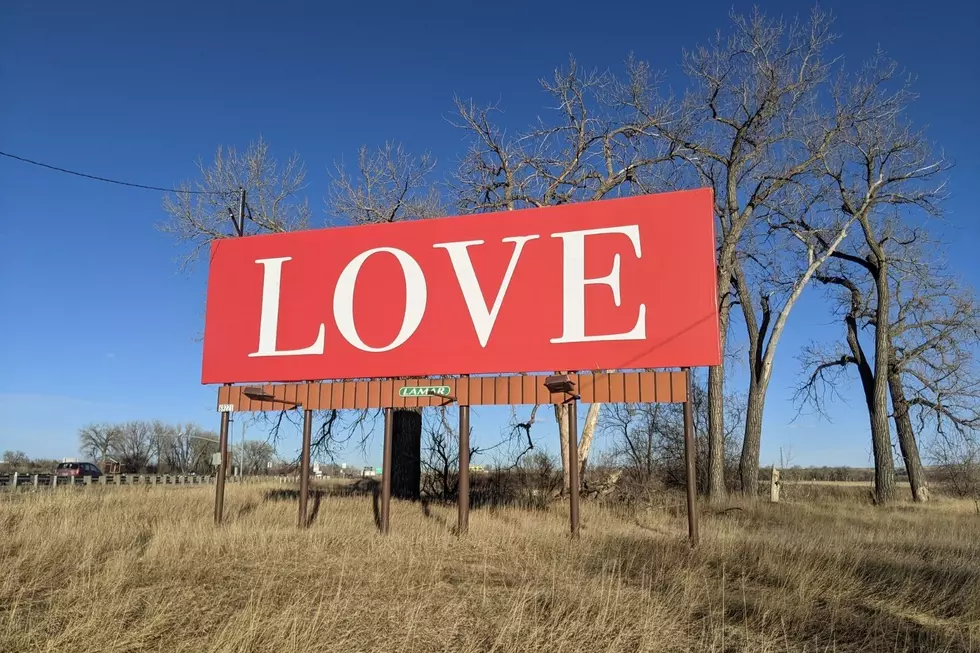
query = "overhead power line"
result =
(0, 149, 223, 195)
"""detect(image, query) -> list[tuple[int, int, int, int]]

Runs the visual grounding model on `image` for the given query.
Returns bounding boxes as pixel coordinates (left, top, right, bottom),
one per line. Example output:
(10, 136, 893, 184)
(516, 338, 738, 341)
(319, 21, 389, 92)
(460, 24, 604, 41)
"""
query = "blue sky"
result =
(1, 0, 977, 468)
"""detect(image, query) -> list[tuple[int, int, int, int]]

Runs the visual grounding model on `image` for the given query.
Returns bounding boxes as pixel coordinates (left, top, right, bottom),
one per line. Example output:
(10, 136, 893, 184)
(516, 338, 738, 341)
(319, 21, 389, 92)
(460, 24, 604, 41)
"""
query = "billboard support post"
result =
(214, 391, 230, 524)
(567, 397, 580, 538)
(380, 407, 393, 534)
(458, 401, 470, 535)
(299, 406, 312, 528)
(683, 367, 699, 547)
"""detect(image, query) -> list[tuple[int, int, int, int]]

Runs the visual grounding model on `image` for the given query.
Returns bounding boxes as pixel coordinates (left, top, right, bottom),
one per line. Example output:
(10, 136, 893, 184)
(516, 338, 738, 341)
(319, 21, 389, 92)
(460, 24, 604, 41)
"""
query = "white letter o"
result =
(333, 247, 427, 352)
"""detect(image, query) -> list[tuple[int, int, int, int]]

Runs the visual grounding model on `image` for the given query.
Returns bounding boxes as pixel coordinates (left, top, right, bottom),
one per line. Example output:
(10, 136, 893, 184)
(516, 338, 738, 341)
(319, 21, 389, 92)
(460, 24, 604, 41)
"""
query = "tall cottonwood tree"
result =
(800, 239, 976, 502)
(795, 54, 951, 503)
(160, 137, 311, 268)
(451, 57, 682, 492)
(653, 8, 850, 498)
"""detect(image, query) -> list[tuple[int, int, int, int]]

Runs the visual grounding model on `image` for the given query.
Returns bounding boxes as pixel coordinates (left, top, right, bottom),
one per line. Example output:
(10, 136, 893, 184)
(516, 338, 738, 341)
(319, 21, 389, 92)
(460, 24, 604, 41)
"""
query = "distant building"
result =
(362, 466, 376, 478)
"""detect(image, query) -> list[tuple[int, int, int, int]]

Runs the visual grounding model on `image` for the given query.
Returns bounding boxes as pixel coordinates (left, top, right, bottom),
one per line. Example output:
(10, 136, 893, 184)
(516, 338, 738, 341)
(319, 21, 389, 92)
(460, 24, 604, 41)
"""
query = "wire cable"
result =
(0, 149, 224, 194)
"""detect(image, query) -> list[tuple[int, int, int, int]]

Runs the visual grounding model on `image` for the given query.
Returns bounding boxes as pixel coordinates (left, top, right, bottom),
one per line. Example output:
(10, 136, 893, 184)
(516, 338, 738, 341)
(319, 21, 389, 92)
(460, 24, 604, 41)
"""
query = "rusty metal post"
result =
(298, 408, 312, 528)
(683, 367, 699, 547)
(214, 400, 230, 524)
(567, 398, 580, 537)
(458, 404, 470, 535)
(380, 407, 393, 534)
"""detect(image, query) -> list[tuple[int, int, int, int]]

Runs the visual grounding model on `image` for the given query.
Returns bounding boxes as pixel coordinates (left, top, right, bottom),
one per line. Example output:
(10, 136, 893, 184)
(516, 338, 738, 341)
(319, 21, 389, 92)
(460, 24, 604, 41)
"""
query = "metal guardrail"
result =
(0, 473, 218, 490)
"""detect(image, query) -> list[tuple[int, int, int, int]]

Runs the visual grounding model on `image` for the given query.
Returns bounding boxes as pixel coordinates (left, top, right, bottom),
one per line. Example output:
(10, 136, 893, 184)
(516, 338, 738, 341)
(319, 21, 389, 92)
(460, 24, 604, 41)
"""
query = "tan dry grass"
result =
(1, 485, 977, 652)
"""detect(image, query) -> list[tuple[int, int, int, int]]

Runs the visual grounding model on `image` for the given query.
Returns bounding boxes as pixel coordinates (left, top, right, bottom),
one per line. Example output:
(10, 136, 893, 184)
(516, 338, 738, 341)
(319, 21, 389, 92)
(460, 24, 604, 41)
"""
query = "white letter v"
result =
(433, 235, 539, 347)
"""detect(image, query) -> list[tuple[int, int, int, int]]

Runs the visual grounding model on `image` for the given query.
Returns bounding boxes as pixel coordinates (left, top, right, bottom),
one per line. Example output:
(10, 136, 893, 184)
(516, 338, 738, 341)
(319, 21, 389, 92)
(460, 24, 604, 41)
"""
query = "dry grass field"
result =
(1, 484, 977, 653)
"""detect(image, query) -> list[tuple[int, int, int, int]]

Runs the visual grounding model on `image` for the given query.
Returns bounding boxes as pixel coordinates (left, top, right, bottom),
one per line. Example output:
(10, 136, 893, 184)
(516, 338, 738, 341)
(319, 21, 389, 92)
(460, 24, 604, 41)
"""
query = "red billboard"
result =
(201, 188, 720, 384)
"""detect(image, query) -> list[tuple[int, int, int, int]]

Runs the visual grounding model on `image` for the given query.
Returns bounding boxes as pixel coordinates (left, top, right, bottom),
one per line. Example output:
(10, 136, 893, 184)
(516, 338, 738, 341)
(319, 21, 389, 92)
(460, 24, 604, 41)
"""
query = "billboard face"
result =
(201, 188, 720, 384)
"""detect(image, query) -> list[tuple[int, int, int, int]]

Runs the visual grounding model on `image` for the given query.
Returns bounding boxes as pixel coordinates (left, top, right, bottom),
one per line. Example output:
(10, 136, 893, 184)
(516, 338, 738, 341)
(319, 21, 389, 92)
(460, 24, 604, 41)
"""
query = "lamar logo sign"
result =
(201, 188, 720, 384)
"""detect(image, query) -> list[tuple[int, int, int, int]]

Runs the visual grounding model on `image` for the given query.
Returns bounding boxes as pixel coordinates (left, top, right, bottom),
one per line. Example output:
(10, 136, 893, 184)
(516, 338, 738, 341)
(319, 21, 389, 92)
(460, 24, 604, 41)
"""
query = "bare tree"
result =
(603, 373, 744, 493)
(2, 450, 29, 468)
(797, 50, 950, 504)
(927, 431, 979, 501)
(650, 7, 847, 500)
(232, 440, 276, 475)
(115, 421, 155, 472)
(78, 423, 122, 467)
(800, 239, 976, 502)
(328, 142, 442, 225)
(158, 422, 220, 474)
(452, 56, 681, 491)
(159, 137, 312, 269)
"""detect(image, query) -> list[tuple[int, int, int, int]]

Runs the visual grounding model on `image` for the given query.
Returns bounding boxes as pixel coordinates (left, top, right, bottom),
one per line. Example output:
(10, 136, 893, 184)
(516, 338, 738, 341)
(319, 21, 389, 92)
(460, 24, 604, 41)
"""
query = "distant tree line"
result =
(76, 421, 276, 475)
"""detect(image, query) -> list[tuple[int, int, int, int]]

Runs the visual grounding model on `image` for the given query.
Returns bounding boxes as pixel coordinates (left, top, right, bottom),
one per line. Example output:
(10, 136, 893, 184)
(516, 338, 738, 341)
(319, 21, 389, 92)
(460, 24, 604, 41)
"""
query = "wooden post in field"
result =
(770, 465, 781, 503)
(51, 474, 57, 489)
(11, 472, 18, 492)
(84, 475, 91, 487)
(100, 474, 107, 486)
(32, 474, 39, 489)
(114, 474, 121, 486)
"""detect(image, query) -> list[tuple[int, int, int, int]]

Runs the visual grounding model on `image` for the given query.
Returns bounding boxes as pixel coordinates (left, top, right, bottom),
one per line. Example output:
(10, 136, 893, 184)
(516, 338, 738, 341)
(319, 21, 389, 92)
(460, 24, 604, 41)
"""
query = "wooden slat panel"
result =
(228, 387, 243, 412)
(327, 381, 344, 410)
(283, 384, 297, 410)
(354, 381, 369, 409)
(391, 380, 407, 408)
(608, 373, 625, 403)
(216, 372, 689, 411)
(367, 381, 381, 409)
(342, 381, 357, 409)
(380, 380, 394, 408)
(536, 376, 551, 404)
(639, 372, 656, 403)
(593, 373, 610, 403)
(469, 377, 482, 405)
(655, 373, 671, 403)
(670, 371, 687, 402)
(521, 375, 536, 405)
(442, 378, 456, 403)
(297, 384, 312, 410)
(508, 376, 522, 405)
(262, 385, 277, 412)
(624, 373, 641, 403)
(495, 376, 509, 405)
(577, 374, 595, 403)
(217, 385, 230, 408)
(273, 385, 288, 412)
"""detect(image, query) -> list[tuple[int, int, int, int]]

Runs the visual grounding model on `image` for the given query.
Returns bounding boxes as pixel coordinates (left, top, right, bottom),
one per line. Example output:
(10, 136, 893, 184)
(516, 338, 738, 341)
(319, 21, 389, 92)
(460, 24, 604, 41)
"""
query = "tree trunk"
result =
(706, 364, 728, 500)
(577, 403, 602, 477)
(887, 367, 930, 502)
(869, 264, 897, 504)
(391, 409, 421, 500)
(739, 384, 766, 497)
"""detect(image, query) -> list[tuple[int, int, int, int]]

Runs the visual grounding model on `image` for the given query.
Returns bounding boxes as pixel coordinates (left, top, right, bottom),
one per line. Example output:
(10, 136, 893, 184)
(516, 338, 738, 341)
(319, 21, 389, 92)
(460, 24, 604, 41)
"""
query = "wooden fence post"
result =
(51, 474, 57, 488)
(11, 472, 18, 492)
(100, 474, 107, 486)
(32, 474, 39, 489)
(84, 475, 92, 487)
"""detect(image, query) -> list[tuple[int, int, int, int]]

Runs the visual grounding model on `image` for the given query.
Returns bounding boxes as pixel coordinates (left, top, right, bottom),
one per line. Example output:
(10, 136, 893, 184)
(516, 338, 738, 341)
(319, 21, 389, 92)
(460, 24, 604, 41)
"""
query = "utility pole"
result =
(215, 187, 246, 524)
